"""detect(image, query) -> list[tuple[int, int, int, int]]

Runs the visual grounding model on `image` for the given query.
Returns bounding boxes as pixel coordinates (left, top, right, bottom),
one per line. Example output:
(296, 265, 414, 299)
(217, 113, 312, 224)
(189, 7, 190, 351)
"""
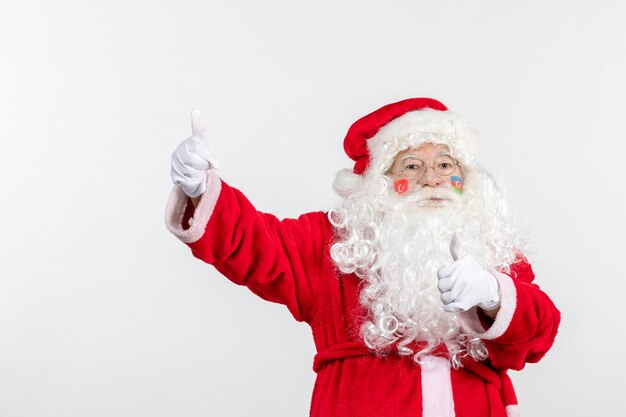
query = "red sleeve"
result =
(458, 259, 561, 371)
(184, 180, 330, 324)
(487, 260, 561, 370)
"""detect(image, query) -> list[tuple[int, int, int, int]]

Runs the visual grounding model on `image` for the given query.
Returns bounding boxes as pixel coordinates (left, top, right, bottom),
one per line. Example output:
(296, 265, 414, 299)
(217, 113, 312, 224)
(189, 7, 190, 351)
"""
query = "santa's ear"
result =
(333, 169, 364, 198)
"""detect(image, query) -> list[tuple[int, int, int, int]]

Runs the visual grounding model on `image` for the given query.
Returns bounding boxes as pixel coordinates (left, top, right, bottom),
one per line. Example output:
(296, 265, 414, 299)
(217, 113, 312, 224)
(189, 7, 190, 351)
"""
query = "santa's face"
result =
(388, 143, 464, 208)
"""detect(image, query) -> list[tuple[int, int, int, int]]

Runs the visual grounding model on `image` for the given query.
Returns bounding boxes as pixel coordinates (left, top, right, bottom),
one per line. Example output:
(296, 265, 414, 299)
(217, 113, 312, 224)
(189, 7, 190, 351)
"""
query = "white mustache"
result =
(404, 186, 459, 203)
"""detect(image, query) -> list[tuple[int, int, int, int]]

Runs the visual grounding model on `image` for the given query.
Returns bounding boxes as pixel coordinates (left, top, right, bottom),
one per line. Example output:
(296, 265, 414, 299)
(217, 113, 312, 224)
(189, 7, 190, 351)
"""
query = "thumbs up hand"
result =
(436, 234, 501, 313)
(170, 109, 221, 198)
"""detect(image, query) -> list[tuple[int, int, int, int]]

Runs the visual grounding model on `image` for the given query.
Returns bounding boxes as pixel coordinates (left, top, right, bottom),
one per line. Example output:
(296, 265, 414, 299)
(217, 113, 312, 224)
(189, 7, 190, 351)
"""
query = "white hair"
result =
(329, 111, 526, 368)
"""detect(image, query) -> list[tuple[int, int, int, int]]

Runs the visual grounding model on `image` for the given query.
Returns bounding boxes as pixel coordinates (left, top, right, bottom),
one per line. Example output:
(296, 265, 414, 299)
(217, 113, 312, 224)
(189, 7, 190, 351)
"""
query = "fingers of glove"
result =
(440, 281, 464, 303)
(440, 290, 456, 305)
(172, 170, 204, 192)
(437, 262, 457, 280)
(171, 156, 206, 183)
(173, 139, 210, 171)
(183, 139, 213, 170)
(437, 276, 455, 293)
(171, 163, 206, 198)
(171, 153, 192, 178)
(188, 137, 220, 170)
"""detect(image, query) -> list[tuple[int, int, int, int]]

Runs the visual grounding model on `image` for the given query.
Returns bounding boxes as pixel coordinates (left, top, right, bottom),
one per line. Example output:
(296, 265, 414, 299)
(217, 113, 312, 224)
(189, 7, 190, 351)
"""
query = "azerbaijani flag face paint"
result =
(450, 175, 463, 194)
(394, 178, 409, 195)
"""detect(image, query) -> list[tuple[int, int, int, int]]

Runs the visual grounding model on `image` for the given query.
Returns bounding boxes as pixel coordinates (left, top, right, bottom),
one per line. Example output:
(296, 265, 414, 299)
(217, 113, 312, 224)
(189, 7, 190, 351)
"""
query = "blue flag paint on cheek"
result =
(450, 176, 463, 194)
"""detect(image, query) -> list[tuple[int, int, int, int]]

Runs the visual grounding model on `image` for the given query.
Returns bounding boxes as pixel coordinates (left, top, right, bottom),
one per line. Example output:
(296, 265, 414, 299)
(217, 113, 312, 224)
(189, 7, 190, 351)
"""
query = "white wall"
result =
(1, 1, 624, 416)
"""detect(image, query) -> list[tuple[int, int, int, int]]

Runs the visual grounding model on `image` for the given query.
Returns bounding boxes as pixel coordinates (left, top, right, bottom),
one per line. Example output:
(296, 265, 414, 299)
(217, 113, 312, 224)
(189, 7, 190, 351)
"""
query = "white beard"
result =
(361, 187, 480, 364)
(330, 172, 521, 366)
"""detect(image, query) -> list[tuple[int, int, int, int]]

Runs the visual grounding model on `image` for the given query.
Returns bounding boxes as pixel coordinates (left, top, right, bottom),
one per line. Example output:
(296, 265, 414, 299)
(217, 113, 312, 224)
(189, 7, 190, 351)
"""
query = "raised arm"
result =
(166, 111, 329, 323)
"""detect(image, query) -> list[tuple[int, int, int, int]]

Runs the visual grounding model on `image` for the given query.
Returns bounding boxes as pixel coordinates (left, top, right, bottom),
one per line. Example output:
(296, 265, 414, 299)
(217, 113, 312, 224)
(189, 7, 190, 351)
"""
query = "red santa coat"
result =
(165, 172, 561, 417)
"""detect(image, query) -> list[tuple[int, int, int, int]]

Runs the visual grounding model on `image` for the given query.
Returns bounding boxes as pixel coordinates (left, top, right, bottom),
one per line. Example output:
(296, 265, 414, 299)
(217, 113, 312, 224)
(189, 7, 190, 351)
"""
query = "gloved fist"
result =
(170, 109, 220, 198)
(436, 234, 500, 313)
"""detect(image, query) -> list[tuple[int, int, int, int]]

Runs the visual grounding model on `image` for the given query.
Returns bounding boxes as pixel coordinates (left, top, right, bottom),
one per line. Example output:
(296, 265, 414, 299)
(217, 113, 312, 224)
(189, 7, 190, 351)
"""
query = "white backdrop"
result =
(1, 1, 625, 416)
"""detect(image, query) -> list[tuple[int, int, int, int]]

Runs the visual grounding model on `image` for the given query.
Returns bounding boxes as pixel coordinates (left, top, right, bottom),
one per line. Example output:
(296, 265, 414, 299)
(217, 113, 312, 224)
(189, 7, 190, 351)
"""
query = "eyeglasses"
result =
(396, 155, 460, 181)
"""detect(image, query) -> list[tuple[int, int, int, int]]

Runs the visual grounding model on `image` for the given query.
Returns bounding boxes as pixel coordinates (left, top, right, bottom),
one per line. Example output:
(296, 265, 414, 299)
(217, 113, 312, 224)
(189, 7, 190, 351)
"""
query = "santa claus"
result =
(166, 98, 560, 417)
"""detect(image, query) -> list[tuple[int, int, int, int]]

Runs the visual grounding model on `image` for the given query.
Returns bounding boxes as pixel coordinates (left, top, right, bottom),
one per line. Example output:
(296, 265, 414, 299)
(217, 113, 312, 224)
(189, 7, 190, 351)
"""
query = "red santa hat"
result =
(346, 98, 477, 172)
(334, 97, 478, 197)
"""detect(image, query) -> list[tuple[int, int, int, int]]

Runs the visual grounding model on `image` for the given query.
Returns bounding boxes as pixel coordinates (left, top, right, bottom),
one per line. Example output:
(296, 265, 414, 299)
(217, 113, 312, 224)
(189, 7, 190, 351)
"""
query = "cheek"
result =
(394, 178, 409, 194)
(450, 175, 463, 194)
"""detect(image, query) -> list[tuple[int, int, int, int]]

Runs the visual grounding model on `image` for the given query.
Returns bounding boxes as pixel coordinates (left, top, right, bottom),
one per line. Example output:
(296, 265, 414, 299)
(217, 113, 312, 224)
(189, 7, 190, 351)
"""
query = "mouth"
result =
(419, 197, 451, 207)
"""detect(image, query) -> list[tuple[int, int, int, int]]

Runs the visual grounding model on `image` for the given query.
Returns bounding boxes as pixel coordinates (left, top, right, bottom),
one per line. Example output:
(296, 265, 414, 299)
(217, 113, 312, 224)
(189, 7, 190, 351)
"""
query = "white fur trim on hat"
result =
(365, 109, 478, 176)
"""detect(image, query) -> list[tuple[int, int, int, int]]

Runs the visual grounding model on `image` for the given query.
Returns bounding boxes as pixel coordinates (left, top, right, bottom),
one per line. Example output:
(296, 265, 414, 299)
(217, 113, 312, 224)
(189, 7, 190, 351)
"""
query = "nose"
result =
(417, 166, 445, 187)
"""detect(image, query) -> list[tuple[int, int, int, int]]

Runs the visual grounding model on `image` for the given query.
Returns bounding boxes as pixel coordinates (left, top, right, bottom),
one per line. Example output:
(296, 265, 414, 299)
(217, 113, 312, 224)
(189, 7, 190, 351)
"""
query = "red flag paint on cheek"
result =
(394, 178, 409, 194)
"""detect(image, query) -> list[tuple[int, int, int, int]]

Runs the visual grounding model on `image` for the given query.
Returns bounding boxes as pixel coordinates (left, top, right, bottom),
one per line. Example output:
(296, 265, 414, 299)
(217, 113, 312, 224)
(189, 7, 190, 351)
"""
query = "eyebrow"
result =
(399, 151, 452, 163)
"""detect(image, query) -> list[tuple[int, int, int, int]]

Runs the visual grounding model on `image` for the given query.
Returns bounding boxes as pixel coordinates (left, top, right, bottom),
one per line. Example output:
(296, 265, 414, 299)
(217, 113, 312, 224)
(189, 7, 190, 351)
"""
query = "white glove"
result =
(436, 234, 501, 313)
(170, 109, 220, 198)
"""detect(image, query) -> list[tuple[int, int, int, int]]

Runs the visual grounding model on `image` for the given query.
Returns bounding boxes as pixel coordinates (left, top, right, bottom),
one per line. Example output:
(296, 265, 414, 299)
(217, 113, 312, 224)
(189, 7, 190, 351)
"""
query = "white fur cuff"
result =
(505, 404, 520, 417)
(165, 170, 222, 244)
